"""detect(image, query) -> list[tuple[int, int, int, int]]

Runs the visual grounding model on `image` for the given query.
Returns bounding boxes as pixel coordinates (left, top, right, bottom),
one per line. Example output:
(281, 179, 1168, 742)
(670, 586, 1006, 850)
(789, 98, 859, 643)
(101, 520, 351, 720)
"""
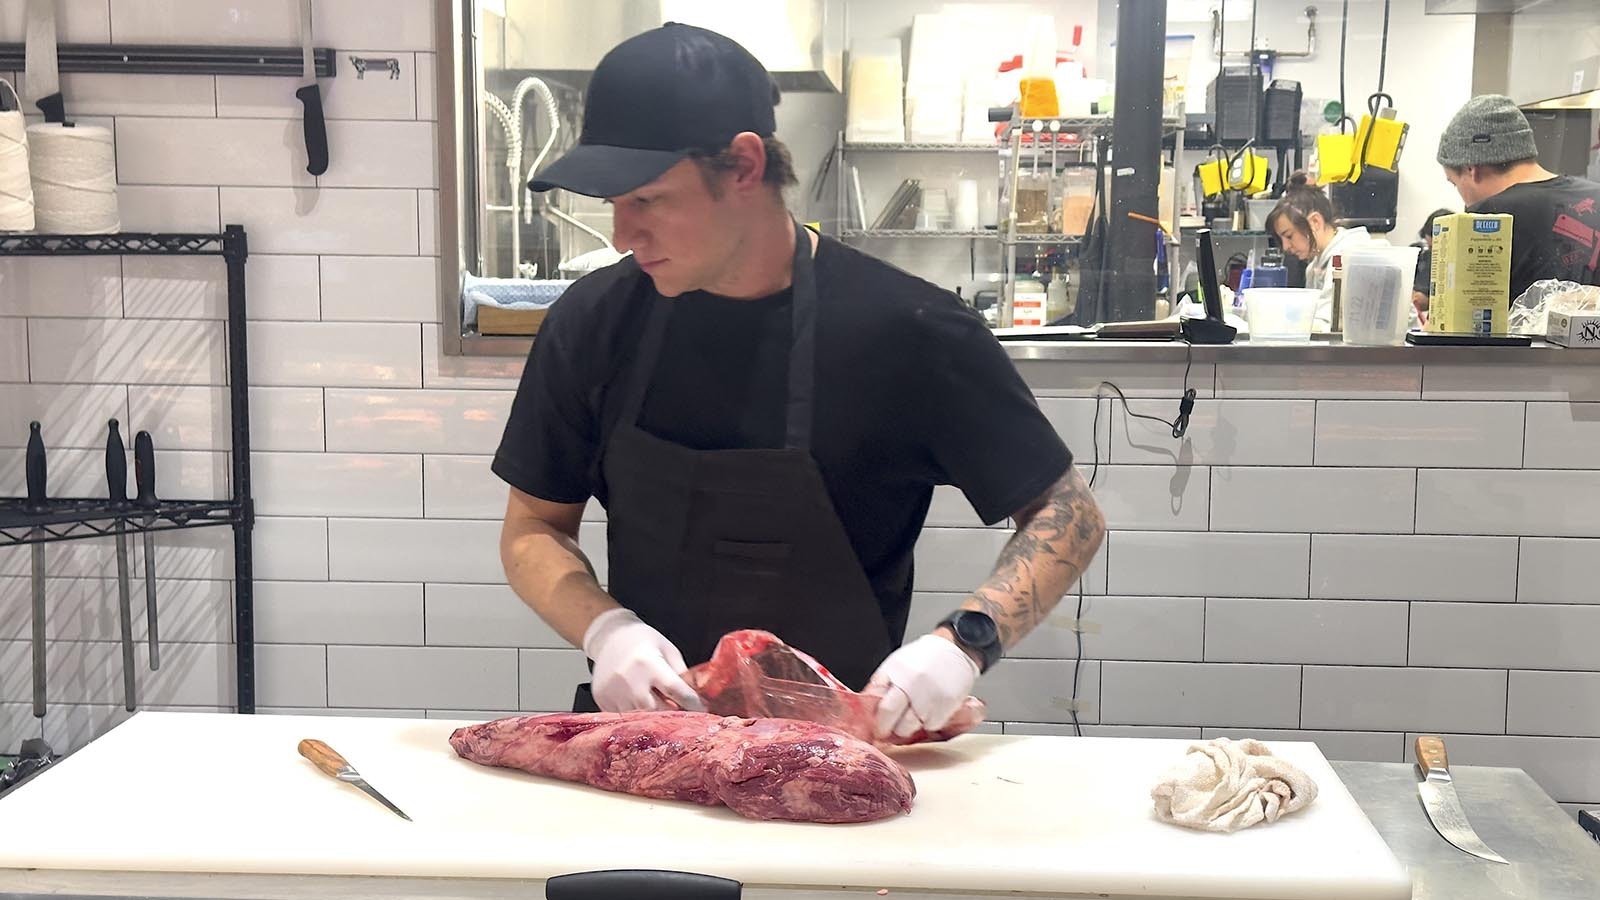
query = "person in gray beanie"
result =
(1438, 94, 1600, 302)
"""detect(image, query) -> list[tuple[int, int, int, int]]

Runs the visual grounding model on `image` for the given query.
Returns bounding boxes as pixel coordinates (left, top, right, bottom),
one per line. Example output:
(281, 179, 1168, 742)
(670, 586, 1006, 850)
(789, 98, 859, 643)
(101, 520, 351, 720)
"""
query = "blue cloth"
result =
(461, 273, 573, 327)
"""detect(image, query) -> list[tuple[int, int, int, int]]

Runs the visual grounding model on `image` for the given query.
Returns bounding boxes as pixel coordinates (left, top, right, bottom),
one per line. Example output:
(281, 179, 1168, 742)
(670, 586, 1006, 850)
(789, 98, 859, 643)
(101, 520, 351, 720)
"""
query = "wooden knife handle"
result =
(1415, 735, 1449, 772)
(298, 739, 349, 777)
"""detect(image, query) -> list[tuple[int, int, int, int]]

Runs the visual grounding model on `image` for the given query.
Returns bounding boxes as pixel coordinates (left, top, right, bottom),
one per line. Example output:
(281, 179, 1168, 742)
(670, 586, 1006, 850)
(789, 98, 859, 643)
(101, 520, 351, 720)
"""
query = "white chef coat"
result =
(1306, 226, 1381, 331)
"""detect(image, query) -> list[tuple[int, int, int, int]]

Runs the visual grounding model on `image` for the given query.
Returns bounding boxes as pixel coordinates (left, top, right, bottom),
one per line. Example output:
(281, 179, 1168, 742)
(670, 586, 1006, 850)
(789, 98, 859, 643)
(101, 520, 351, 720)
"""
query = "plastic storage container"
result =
(1057, 167, 1097, 235)
(1014, 170, 1052, 234)
(1243, 288, 1320, 342)
(1342, 245, 1421, 345)
(845, 40, 906, 143)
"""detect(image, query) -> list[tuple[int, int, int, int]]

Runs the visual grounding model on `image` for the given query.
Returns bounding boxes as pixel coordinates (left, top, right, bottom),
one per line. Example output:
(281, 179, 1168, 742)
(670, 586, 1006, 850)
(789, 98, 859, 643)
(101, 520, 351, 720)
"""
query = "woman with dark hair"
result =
(1411, 207, 1454, 324)
(1264, 173, 1381, 330)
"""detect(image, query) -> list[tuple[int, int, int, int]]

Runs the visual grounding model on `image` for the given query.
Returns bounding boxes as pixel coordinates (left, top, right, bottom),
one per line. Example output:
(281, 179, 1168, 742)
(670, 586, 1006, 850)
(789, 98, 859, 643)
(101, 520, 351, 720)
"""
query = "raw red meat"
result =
(449, 711, 915, 824)
(684, 630, 987, 745)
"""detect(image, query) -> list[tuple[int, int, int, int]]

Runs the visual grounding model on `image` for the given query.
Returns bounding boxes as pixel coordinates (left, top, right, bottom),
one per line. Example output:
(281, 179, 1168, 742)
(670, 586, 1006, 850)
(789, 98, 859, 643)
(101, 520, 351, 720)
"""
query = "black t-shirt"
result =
(492, 235, 1072, 611)
(1469, 174, 1600, 302)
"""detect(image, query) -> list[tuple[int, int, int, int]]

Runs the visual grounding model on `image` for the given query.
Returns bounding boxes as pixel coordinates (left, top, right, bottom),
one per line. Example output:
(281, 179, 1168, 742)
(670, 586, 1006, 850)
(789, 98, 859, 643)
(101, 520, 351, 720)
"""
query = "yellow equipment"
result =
(1197, 145, 1271, 199)
(1318, 131, 1357, 184)
(1354, 106, 1408, 172)
(1322, 95, 1408, 185)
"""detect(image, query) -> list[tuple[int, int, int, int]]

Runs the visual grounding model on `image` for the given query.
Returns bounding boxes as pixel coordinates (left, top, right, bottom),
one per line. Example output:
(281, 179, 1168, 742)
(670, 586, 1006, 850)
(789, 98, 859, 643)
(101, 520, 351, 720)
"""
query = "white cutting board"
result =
(0, 712, 1410, 899)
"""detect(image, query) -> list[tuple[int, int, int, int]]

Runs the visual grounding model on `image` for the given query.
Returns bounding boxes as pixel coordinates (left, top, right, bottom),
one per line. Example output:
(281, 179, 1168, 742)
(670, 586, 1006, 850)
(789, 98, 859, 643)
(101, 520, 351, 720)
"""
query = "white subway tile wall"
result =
(4, 1, 1600, 817)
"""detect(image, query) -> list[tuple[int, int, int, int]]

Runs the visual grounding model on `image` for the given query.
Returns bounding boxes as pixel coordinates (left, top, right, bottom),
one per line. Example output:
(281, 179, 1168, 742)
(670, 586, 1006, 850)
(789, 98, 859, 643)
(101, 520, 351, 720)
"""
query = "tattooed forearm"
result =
(960, 466, 1106, 648)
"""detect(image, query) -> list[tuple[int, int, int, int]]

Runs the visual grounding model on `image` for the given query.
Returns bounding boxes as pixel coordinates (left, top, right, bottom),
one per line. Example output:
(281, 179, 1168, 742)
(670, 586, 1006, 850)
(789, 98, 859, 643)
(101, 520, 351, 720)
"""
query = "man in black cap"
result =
(493, 24, 1104, 741)
(1438, 94, 1600, 301)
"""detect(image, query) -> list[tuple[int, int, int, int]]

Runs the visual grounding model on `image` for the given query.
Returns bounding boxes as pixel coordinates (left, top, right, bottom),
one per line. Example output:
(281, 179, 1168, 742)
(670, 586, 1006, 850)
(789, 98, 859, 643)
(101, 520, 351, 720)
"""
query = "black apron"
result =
(572, 223, 896, 713)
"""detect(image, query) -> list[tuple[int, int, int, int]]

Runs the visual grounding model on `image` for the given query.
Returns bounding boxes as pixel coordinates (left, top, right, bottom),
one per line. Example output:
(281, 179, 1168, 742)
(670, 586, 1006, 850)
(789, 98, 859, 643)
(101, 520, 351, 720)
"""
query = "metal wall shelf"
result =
(0, 226, 256, 715)
(0, 500, 240, 547)
(843, 142, 998, 153)
(0, 233, 232, 256)
(0, 43, 336, 78)
(1002, 234, 1087, 246)
(841, 229, 993, 239)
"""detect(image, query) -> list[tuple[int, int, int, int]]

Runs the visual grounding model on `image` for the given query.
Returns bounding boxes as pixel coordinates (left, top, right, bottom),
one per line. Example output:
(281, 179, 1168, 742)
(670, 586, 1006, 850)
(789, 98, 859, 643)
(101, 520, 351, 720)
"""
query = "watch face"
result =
(955, 612, 998, 648)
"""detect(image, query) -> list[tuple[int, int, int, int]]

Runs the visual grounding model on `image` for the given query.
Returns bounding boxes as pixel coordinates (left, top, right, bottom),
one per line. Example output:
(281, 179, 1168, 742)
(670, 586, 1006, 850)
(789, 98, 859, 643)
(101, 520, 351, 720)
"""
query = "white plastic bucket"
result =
(1342, 245, 1421, 346)
(1243, 288, 1321, 342)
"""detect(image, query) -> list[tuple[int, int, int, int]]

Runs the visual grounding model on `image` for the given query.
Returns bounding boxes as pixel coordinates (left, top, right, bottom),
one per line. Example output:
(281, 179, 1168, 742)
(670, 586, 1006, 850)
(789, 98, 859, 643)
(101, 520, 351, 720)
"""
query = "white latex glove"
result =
(582, 608, 704, 713)
(867, 633, 981, 740)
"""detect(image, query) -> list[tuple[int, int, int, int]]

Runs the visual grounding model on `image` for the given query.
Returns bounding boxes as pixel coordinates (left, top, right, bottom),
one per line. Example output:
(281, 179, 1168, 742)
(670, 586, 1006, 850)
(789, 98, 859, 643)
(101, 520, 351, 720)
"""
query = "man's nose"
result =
(611, 205, 642, 252)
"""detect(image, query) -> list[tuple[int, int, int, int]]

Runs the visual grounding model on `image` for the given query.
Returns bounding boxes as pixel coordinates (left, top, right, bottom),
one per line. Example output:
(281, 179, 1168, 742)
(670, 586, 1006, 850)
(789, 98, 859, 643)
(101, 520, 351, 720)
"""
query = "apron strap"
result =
(784, 220, 818, 452)
(616, 293, 672, 429)
(617, 220, 820, 453)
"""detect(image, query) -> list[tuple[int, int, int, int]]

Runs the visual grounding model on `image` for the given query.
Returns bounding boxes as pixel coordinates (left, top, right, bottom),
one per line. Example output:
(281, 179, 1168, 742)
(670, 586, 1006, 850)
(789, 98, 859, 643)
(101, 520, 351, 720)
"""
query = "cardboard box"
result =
(1428, 212, 1512, 335)
(477, 306, 549, 336)
(1547, 310, 1600, 348)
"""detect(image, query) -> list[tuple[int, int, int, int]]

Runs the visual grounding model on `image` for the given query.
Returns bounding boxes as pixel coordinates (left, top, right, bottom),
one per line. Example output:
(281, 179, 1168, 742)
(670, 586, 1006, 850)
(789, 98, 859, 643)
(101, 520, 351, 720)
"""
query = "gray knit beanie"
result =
(1436, 94, 1539, 167)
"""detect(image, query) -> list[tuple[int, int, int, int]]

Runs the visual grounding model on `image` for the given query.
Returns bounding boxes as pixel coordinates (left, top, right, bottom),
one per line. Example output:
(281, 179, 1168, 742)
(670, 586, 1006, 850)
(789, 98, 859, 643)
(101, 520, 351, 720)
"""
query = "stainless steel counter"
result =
(1, 763, 1593, 899)
(1000, 338, 1600, 365)
(1332, 761, 1600, 900)
(456, 331, 1600, 367)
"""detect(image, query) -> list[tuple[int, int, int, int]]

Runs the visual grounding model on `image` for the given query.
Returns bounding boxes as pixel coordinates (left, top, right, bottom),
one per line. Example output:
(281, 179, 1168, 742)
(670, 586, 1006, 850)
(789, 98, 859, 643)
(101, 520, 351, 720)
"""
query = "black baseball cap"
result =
(528, 23, 778, 198)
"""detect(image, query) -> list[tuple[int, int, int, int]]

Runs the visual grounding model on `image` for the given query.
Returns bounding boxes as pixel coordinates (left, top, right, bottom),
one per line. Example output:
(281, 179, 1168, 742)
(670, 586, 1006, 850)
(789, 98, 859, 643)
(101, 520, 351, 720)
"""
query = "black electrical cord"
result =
(1354, 0, 1394, 182)
(1217, 0, 1227, 104)
(1338, 0, 1350, 134)
(1089, 349, 1197, 454)
(1065, 340, 1197, 736)
(1376, 0, 1391, 96)
(1249, 0, 1259, 70)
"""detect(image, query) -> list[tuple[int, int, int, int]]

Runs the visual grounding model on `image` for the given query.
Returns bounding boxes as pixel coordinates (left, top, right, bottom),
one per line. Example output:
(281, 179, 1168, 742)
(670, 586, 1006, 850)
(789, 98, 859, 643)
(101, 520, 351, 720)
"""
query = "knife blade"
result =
(1414, 735, 1508, 864)
(294, 0, 329, 175)
(298, 739, 412, 821)
(133, 431, 160, 671)
(106, 420, 136, 713)
(23, 0, 64, 123)
(25, 421, 48, 719)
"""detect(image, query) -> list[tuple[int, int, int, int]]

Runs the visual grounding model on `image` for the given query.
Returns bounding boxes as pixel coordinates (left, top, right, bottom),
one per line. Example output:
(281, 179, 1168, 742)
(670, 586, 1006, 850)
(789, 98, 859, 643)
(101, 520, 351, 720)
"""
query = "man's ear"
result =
(725, 132, 768, 194)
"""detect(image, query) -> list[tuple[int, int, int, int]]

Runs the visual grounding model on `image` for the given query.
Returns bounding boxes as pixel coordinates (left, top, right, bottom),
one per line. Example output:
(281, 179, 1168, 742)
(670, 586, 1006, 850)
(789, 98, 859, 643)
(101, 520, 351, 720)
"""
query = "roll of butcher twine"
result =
(28, 123, 119, 234)
(0, 79, 33, 232)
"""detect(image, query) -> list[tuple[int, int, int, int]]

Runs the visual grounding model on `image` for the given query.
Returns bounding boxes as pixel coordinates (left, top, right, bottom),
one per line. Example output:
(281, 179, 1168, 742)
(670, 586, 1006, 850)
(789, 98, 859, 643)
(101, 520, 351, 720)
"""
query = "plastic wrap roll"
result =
(28, 123, 119, 234)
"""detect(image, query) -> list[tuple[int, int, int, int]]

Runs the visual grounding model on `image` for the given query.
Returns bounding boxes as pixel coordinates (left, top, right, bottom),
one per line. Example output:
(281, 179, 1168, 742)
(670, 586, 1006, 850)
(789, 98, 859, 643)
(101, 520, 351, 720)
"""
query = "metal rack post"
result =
(222, 225, 256, 714)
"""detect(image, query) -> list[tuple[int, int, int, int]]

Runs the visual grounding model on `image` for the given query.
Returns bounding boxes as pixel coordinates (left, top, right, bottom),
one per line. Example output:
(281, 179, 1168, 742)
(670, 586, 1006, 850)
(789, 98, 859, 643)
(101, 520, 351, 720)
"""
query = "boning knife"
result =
(133, 431, 160, 670)
(295, 0, 329, 175)
(105, 420, 136, 712)
(298, 739, 412, 821)
(1414, 735, 1508, 864)
(25, 422, 48, 718)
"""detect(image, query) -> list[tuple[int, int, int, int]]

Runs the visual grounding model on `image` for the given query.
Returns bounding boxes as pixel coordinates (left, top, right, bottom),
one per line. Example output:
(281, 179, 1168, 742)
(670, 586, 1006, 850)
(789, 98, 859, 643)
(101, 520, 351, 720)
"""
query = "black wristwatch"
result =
(937, 610, 1002, 674)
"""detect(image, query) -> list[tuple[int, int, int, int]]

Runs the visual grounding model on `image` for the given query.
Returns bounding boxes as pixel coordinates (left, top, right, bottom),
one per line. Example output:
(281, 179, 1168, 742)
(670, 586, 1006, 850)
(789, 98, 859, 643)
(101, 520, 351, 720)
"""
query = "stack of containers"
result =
(845, 39, 905, 143)
(905, 14, 963, 144)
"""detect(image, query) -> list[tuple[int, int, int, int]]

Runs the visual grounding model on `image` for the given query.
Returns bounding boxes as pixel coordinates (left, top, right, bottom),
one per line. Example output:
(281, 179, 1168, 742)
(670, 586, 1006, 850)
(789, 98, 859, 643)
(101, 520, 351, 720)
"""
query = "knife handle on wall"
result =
(134, 431, 157, 507)
(105, 419, 127, 505)
(1415, 736, 1449, 774)
(25, 421, 47, 512)
(296, 84, 329, 176)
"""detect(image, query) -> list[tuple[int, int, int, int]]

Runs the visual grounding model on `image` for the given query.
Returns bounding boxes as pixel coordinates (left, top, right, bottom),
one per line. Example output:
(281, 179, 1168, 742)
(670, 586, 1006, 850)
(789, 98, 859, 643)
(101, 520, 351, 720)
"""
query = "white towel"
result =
(1151, 738, 1318, 833)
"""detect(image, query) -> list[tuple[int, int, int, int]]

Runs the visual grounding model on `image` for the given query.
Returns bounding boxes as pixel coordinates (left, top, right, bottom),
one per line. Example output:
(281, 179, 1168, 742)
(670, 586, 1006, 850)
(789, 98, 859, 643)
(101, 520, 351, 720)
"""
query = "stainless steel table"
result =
(1332, 761, 1600, 900)
(0, 764, 1595, 899)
